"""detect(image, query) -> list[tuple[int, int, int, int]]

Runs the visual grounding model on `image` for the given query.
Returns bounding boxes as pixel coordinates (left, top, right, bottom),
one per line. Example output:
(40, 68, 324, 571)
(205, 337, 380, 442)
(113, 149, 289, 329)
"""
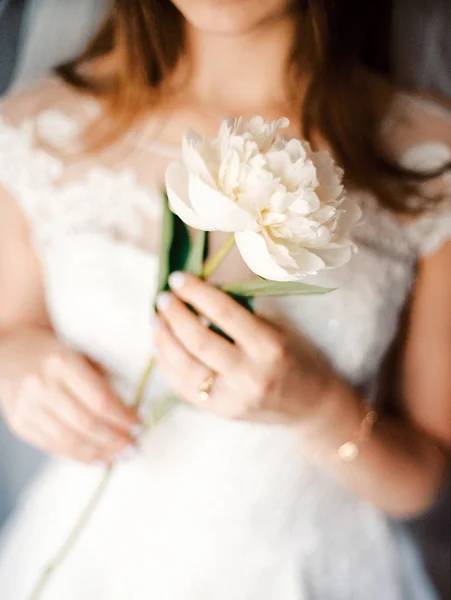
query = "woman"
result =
(0, 1, 450, 598)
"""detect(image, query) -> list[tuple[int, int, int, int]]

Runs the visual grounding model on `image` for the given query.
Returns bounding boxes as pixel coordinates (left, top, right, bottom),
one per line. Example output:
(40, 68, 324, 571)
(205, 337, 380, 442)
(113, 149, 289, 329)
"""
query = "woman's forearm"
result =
(298, 384, 449, 519)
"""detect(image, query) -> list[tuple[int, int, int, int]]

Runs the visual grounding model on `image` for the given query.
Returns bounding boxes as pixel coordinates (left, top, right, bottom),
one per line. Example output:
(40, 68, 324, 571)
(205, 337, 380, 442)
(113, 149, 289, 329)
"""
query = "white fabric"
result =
(0, 80, 449, 599)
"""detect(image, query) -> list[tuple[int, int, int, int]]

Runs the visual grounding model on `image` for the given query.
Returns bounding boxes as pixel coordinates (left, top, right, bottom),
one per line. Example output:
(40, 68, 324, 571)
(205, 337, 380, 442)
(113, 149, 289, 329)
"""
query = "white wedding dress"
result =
(0, 79, 450, 600)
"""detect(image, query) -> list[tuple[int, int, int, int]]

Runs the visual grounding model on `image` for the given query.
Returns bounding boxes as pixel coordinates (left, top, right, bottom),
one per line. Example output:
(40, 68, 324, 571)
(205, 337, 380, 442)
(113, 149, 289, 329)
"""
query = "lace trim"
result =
(401, 143, 451, 255)
(355, 190, 451, 258)
(0, 112, 162, 248)
(408, 206, 451, 255)
(0, 105, 450, 256)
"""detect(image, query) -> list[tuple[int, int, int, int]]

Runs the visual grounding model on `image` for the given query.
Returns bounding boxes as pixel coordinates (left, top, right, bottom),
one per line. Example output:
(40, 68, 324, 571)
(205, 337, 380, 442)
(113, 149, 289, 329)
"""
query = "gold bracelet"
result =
(337, 400, 378, 462)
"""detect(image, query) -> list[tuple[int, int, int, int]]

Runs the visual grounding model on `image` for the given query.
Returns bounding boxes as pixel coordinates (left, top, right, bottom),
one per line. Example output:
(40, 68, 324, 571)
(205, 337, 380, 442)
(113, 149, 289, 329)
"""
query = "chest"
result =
(40, 209, 417, 395)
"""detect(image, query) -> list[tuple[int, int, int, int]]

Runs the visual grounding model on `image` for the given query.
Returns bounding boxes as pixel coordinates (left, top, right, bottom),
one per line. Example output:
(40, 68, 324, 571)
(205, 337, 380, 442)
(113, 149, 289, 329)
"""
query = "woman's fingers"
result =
(155, 317, 218, 405)
(51, 354, 142, 433)
(24, 409, 115, 465)
(167, 272, 274, 355)
(49, 389, 135, 455)
(155, 318, 256, 420)
(156, 292, 239, 373)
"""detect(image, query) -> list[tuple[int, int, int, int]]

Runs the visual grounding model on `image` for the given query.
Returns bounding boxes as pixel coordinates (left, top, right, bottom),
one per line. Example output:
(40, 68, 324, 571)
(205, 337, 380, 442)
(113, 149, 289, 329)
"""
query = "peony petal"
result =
(310, 244, 353, 269)
(235, 231, 299, 281)
(165, 161, 209, 229)
(265, 234, 326, 274)
(333, 200, 362, 235)
(182, 133, 218, 187)
(288, 190, 321, 215)
(311, 150, 344, 204)
(188, 174, 258, 232)
(291, 247, 327, 274)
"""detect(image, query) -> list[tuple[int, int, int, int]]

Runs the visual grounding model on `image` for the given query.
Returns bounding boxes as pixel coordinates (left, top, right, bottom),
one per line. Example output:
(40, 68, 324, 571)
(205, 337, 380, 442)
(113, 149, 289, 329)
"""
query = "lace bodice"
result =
(0, 79, 449, 600)
(1, 79, 450, 400)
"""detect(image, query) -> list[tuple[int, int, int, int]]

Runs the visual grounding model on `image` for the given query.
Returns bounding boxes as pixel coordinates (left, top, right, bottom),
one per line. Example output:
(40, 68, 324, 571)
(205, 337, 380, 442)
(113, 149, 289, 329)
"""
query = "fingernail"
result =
(92, 460, 108, 469)
(130, 423, 145, 439)
(152, 314, 162, 330)
(168, 272, 186, 290)
(116, 445, 138, 462)
(156, 292, 172, 312)
(199, 316, 210, 327)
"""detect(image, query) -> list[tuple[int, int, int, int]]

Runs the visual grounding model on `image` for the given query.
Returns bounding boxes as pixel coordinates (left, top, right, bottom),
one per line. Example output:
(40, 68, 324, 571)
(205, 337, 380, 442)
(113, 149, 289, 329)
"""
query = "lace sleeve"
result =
(404, 145, 451, 256)
(0, 78, 164, 252)
(408, 205, 451, 256)
(0, 84, 66, 248)
(392, 94, 451, 256)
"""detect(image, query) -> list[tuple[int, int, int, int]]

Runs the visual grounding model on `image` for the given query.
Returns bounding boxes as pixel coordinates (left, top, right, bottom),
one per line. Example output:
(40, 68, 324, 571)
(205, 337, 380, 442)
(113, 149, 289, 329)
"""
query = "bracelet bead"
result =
(337, 400, 378, 462)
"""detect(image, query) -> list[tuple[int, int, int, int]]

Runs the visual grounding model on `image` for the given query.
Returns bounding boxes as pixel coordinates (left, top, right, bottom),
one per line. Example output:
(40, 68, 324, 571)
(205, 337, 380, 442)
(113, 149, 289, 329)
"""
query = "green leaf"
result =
(155, 193, 175, 296)
(150, 394, 180, 426)
(208, 291, 254, 343)
(229, 293, 255, 313)
(185, 230, 207, 277)
(201, 233, 235, 279)
(222, 279, 335, 297)
(169, 214, 191, 276)
(154, 193, 191, 310)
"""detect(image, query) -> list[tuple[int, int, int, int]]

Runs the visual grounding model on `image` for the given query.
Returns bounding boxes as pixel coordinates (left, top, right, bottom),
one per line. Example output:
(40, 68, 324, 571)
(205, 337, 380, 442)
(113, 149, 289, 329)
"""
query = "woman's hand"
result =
(155, 272, 339, 426)
(0, 328, 142, 465)
(154, 259, 451, 519)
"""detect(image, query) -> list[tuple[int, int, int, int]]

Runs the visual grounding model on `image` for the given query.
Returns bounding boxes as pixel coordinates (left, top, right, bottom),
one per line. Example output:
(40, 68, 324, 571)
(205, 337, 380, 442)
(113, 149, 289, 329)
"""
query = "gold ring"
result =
(198, 372, 217, 402)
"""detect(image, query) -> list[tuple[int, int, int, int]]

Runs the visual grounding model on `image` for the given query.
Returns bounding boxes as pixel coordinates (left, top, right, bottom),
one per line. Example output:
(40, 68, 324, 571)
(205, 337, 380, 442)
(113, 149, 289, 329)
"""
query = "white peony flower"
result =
(166, 116, 360, 281)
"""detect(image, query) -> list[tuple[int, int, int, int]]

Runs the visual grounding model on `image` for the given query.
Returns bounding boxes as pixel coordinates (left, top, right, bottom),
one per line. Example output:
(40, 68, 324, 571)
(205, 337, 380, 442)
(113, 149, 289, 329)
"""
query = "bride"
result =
(0, 1, 450, 598)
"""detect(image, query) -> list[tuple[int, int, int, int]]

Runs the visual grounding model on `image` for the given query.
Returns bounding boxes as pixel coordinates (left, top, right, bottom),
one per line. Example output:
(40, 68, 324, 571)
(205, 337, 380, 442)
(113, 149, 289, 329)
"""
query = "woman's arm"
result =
(315, 243, 451, 518)
(402, 243, 451, 445)
(0, 188, 141, 463)
(0, 187, 49, 333)
(154, 262, 450, 519)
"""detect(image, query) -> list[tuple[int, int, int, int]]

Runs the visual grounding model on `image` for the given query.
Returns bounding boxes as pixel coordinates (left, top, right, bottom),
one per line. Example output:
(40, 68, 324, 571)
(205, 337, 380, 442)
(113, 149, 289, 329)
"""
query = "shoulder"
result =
(392, 93, 451, 256)
(355, 70, 451, 172)
(0, 76, 101, 198)
(0, 76, 101, 153)
(0, 77, 85, 193)
(387, 90, 451, 134)
(0, 76, 164, 253)
(0, 78, 102, 247)
(382, 88, 451, 172)
(362, 75, 451, 256)
(395, 93, 451, 256)
(2, 76, 94, 121)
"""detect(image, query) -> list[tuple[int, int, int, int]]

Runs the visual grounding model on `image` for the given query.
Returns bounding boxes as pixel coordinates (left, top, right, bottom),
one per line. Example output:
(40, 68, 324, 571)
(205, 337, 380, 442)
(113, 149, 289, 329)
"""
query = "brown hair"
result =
(57, 0, 450, 214)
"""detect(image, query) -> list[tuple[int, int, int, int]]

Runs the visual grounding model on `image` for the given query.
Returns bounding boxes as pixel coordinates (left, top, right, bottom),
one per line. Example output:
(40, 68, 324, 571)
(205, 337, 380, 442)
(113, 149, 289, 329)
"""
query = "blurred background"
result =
(0, 0, 450, 597)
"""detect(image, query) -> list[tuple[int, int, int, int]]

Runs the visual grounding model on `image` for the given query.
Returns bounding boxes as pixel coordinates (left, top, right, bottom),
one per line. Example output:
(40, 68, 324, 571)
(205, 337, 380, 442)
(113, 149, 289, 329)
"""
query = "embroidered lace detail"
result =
(408, 206, 451, 255)
(0, 111, 162, 249)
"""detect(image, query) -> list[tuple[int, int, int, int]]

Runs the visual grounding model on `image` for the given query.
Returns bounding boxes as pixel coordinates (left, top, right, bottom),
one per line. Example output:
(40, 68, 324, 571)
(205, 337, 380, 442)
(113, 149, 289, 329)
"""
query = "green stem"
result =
(201, 233, 235, 279)
(134, 356, 156, 408)
(28, 234, 237, 599)
(29, 466, 115, 600)
(28, 356, 156, 600)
